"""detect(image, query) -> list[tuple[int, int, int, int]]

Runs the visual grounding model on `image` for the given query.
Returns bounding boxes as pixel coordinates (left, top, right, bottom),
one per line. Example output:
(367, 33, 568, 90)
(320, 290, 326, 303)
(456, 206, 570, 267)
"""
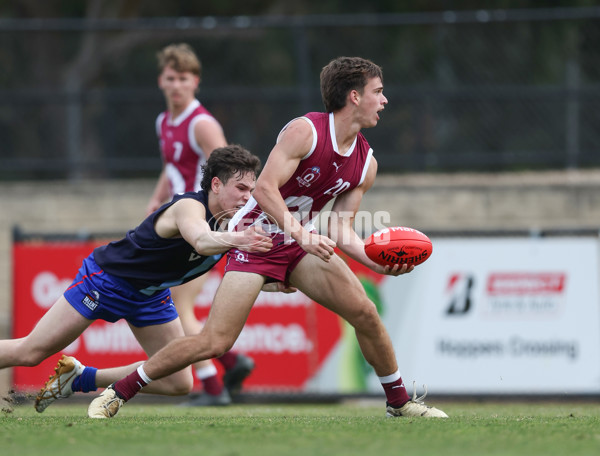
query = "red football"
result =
(364, 226, 433, 267)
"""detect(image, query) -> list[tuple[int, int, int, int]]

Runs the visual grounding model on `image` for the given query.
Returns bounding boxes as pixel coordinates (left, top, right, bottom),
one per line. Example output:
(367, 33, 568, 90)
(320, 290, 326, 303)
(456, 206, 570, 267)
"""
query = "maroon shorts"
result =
(224, 237, 308, 284)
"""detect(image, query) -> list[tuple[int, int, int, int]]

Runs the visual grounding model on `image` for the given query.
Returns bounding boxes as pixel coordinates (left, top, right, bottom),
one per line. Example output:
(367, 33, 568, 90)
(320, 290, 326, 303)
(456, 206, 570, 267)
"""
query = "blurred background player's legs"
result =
(172, 275, 254, 406)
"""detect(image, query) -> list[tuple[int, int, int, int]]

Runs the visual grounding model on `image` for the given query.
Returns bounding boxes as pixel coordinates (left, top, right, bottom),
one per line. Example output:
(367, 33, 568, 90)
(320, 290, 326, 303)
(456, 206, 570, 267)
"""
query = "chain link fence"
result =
(2, 8, 600, 180)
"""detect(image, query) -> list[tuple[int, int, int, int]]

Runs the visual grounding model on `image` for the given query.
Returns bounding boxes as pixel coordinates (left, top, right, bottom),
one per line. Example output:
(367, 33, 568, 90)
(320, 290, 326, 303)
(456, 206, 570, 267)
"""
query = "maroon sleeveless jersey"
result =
(156, 99, 220, 194)
(230, 112, 374, 237)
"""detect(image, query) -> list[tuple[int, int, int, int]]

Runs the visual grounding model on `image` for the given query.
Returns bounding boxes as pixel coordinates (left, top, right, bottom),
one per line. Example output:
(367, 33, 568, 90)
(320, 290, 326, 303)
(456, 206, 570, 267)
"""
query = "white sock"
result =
(195, 363, 218, 380)
(378, 370, 401, 385)
(137, 364, 153, 384)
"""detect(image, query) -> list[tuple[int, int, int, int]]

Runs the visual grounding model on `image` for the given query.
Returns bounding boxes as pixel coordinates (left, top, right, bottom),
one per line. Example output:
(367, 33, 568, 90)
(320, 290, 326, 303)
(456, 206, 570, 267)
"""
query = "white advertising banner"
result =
(377, 237, 600, 394)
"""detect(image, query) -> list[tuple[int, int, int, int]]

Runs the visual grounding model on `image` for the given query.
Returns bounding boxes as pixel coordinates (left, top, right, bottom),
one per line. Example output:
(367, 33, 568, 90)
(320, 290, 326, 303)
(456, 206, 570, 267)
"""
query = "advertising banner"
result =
(11, 241, 341, 392)
(375, 237, 600, 394)
(13, 236, 600, 395)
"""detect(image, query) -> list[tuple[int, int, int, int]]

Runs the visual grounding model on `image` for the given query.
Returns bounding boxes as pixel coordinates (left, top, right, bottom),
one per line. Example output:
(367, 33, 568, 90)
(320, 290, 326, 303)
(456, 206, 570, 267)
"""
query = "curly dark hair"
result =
(320, 56, 383, 113)
(200, 144, 261, 191)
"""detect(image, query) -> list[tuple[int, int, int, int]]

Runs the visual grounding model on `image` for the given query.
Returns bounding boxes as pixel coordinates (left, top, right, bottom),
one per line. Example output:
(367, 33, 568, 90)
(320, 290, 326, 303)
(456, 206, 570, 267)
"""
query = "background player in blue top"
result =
(0, 145, 273, 412)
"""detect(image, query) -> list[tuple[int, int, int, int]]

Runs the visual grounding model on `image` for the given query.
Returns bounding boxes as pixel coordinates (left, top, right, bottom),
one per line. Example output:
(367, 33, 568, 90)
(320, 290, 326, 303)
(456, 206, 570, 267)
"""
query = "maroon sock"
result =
(216, 351, 238, 370)
(382, 377, 411, 408)
(202, 374, 224, 396)
(113, 370, 148, 402)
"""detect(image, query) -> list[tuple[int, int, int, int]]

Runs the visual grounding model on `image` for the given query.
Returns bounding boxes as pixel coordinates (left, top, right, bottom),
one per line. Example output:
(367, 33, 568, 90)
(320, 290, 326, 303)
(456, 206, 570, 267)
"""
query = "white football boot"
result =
(386, 383, 448, 418)
(35, 355, 84, 412)
(87, 384, 124, 419)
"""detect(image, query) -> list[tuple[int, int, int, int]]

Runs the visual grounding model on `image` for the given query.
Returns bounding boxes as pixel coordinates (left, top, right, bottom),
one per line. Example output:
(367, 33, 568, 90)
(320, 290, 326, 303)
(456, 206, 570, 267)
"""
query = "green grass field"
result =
(2, 400, 600, 456)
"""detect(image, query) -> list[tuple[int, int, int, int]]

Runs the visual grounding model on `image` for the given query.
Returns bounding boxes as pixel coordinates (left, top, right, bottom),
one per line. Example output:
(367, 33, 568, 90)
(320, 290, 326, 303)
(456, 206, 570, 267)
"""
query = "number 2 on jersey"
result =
(324, 178, 350, 196)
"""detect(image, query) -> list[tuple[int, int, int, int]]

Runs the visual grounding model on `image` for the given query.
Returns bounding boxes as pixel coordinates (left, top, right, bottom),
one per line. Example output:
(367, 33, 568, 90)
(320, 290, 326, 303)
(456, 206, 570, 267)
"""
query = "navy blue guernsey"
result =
(93, 190, 223, 296)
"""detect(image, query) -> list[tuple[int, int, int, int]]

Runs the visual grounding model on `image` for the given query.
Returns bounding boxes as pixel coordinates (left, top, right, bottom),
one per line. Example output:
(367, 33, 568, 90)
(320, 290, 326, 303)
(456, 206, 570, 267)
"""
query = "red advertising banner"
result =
(11, 241, 343, 392)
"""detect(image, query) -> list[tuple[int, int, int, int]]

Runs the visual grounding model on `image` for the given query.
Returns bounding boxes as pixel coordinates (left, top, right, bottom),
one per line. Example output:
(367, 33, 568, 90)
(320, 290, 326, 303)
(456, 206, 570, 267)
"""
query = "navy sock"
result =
(71, 366, 98, 393)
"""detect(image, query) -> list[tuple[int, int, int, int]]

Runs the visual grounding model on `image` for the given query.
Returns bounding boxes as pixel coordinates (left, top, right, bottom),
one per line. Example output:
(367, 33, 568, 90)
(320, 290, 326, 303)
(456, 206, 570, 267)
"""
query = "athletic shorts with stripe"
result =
(63, 253, 178, 327)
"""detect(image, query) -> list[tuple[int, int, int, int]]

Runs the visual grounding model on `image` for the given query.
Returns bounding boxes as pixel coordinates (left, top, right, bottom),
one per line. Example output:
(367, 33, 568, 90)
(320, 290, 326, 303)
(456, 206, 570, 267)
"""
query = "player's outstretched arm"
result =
(329, 159, 413, 276)
(157, 198, 273, 256)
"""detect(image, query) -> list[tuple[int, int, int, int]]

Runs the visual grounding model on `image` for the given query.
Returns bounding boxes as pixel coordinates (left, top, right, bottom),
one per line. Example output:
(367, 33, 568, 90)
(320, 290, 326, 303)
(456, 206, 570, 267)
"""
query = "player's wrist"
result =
(290, 229, 309, 245)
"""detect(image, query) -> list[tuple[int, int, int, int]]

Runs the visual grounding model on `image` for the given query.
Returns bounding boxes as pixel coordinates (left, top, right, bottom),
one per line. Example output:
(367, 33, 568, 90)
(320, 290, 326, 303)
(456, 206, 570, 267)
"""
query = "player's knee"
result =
(155, 369, 194, 396)
(196, 326, 237, 359)
(206, 336, 236, 359)
(347, 301, 381, 331)
(171, 373, 194, 395)
(208, 343, 231, 359)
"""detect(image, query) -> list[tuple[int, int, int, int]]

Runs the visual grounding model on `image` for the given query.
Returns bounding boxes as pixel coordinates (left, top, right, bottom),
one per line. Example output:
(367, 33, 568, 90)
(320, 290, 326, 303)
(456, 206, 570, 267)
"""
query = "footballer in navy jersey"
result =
(93, 190, 223, 297)
(0, 145, 272, 412)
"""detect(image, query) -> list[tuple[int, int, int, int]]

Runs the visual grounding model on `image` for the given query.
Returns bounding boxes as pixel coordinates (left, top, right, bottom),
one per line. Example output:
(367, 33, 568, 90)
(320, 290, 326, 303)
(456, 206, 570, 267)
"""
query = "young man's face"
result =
(158, 65, 199, 109)
(357, 76, 388, 128)
(211, 171, 256, 220)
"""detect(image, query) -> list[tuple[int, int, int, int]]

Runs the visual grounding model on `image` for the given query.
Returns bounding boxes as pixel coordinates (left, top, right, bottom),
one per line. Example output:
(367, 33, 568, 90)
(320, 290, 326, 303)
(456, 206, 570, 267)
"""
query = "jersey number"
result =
(324, 178, 351, 196)
(173, 141, 184, 162)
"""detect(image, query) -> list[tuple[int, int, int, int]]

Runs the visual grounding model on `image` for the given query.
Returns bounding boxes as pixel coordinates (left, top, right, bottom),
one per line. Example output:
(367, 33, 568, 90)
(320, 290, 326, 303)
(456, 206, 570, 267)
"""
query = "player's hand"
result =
(261, 282, 298, 293)
(372, 263, 414, 276)
(237, 225, 273, 253)
(298, 232, 336, 262)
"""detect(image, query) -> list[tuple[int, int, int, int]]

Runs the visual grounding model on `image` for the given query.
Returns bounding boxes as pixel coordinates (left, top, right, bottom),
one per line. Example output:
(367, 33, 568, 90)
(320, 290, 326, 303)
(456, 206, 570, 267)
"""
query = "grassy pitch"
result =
(2, 400, 600, 456)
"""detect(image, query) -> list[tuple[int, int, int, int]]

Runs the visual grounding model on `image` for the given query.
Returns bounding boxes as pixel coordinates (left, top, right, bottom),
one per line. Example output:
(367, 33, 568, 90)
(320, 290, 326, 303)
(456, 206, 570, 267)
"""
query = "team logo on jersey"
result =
(234, 250, 249, 263)
(82, 290, 100, 311)
(296, 166, 321, 188)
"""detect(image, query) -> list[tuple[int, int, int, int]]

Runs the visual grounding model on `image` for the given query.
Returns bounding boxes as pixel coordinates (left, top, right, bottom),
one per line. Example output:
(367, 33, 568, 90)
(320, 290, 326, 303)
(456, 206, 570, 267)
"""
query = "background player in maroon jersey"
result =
(146, 44, 254, 406)
(89, 57, 448, 419)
